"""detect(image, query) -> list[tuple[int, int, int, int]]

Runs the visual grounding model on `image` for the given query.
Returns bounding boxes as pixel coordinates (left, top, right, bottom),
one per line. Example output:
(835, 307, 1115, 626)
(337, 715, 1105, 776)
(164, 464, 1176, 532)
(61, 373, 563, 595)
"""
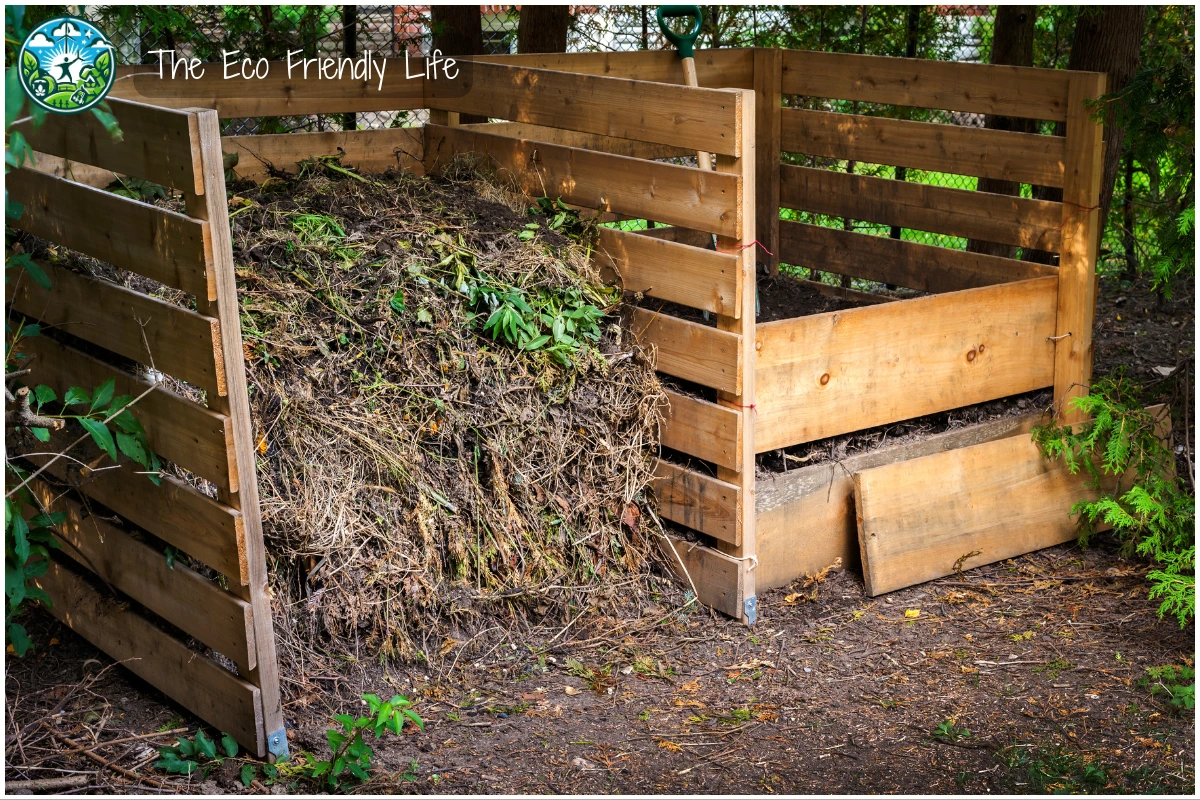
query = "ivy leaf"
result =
(79, 418, 117, 462)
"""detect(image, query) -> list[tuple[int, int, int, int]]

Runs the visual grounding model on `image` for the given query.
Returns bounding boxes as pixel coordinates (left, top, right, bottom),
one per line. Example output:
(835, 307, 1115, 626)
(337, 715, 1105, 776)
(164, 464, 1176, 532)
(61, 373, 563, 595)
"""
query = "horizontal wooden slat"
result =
(459, 122, 690, 160)
(661, 534, 743, 618)
(477, 48, 754, 88)
(8, 167, 213, 300)
(28, 453, 247, 584)
(633, 225, 717, 249)
(630, 307, 741, 394)
(595, 227, 738, 316)
(17, 335, 235, 491)
(12, 97, 201, 193)
(33, 557, 263, 753)
(755, 276, 1058, 450)
(661, 389, 743, 471)
(780, 163, 1063, 253)
(29, 480, 255, 673)
(781, 107, 1066, 188)
(224, 127, 425, 182)
(427, 60, 742, 156)
(29, 152, 115, 189)
(114, 59, 424, 117)
(653, 459, 741, 545)
(9, 261, 226, 398)
(424, 125, 739, 237)
(781, 50, 1072, 121)
(778, 220, 1056, 294)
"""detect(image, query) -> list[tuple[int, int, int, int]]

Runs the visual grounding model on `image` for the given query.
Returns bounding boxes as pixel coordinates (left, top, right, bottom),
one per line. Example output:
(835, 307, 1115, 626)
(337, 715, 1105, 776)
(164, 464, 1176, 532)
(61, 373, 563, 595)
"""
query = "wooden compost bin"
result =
(98, 46, 1108, 630)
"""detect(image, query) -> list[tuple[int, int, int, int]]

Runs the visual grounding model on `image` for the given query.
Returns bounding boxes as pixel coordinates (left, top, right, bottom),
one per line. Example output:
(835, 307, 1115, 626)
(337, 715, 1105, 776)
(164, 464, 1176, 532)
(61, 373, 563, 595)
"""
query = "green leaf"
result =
(220, 733, 239, 758)
(326, 730, 346, 750)
(90, 378, 115, 413)
(30, 427, 50, 442)
(79, 418, 117, 462)
(347, 763, 369, 781)
(8, 622, 32, 657)
(115, 432, 149, 469)
(19, 258, 51, 290)
(240, 763, 256, 787)
(310, 761, 330, 778)
(402, 708, 424, 729)
(112, 409, 145, 436)
(194, 729, 217, 760)
(10, 514, 30, 569)
(332, 756, 347, 776)
(389, 291, 406, 313)
(63, 387, 91, 407)
(32, 384, 56, 408)
(175, 737, 197, 758)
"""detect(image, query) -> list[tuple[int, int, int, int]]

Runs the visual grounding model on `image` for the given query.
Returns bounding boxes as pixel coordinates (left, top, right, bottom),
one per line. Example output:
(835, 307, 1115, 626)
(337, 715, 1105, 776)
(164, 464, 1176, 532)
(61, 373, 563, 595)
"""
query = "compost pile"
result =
(227, 159, 668, 663)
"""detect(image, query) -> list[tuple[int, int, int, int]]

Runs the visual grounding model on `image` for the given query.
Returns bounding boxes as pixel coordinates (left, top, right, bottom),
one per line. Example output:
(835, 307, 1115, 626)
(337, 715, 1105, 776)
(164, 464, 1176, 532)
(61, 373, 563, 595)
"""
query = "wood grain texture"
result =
(458, 121, 690, 160)
(652, 459, 741, 545)
(424, 124, 739, 237)
(661, 536, 743, 619)
(224, 127, 425, 181)
(754, 276, 1058, 451)
(754, 48, 783, 274)
(630, 308, 741, 394)
(596, 227, 739, 316)
(781, 107, 1066, 188)
(29, 151, 120, 188)
(660, 389, 743, 471)
(779, 163, 1064, 253)
(475, 48, 754, 88)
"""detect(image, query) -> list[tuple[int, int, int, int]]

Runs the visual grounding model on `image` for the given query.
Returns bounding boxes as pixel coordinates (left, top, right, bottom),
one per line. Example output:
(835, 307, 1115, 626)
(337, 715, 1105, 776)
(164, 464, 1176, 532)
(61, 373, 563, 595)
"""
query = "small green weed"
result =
(299, 693, 423, 792)
(1033, 658, 1075, 680)
(1138, 664, 1196, 710)
(931, 719, 971, 743)
(154, 730, 239, 777)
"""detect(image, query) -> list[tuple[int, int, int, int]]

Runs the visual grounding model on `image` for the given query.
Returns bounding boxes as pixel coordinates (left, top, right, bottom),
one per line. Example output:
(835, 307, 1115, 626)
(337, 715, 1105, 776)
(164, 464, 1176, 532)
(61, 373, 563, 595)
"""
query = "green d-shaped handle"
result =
(656, 5, 703, 60)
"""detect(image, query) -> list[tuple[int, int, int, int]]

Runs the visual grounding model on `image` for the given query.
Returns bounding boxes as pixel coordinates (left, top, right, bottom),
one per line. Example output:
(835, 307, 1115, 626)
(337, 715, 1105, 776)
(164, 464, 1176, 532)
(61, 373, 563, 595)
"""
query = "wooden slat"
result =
(7, 167, 213, 300)
(33, 557, 263, 752)
(754, 48, 783, 274)
(855, 431, 1117, 596)
(458, 122, 690, 160)
(427, 61, 742, 156)
(17, 335, 235, 492)
(653, 459, 741, 545)
(778, 220, 1055, 294)
(29, 152, 115, 189)
(781, 50, 1072, 121)
(597, 227, 738, 317)
(9, 261, 226, 398)
(633, 225, 719, 250)
(224, 127, 425, 182)
(476, 48, 755, 88)
(424, 125, 739, 237)
(660, 389, 743, 471)
(781, 107, 1066, 188)
(114, 60, 424, 117)
(755, 276, 1058, 451)
(790, 277, 892, 306)
(12, 97, 202, 194)
(28, 480, 256, 673)
(27, 453, 247, 585)
(780, 163, 1064, 253)
(631, 308, 741, 394)
(661, 535, 743, 618)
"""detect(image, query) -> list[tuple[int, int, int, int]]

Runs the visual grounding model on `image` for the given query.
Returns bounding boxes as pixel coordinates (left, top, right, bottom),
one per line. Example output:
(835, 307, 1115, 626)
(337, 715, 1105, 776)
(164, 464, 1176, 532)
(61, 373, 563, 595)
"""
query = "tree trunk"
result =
(966, 6, 1036, 259)
(430, 5, 486, 123)
(1121, 147, 1139, 282)
(517, 6, 570, 54)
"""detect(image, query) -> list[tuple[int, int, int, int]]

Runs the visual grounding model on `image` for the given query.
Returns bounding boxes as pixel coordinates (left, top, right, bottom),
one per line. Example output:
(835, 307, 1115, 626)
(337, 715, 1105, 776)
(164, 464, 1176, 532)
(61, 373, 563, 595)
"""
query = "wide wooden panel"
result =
(653, 459, 741, 545)
(781, 107, 1066, 188)
(29, 152, 117, 189)
(12, 97, 201, 193)
(428, 61, 742, 156)
(597, 227, 739, 316)
(459, 122, 689, 160)
(424, 125, 739, 237)
(661, 535, 743, 618)
(18, 335, 235, 492)
(778, 220, 1055, 293)
(854, 432, 1117, 596)
(660, 389, 743, 471)
(9, 261, 226, 398)
(755, 276, 1058, 450)
(631, 308, 741, 394)
(477, 48, 754, 88)
(780, 163, 1063, 253)
(224, 127, 425, 182)
(781, 50, 1072, 121)
(33, 557, 263, 752)
(7, 167, 213, 300)
(633, 225, 719, 249)
(29, 480, 255, 673)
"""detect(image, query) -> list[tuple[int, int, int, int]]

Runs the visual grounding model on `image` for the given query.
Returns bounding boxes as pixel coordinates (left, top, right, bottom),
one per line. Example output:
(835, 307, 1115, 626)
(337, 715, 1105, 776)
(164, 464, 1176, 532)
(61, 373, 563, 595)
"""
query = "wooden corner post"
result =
(1053, 71, 1107, 426)
(715, 88, 758, 624)
(753, 48, 782, 276)
(185, 108, 287, 760)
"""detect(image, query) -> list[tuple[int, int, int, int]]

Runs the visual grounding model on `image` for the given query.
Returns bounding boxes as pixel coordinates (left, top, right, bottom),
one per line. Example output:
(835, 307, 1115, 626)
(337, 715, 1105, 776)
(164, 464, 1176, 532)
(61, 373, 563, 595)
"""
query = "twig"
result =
(46, 727, 173, 789)
(4, 775, 93, 791)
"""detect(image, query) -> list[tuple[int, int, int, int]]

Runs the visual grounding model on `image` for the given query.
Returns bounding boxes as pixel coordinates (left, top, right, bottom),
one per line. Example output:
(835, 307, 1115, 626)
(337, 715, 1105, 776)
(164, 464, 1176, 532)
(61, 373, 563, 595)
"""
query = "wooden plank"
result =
(17, 335, 235, 492)
(9, 260, 226, 398)
(660, 389, 743, 471)
(630, 307, 741, 394)
(12, 97, 202, 194)
(26, 452, 247, 585)
(653, 459, 741, 545)
(224, 127, 425, 182)
(7, 167, 213, 300)
(780, 163, 1064, 253)
(789, 277, 892, 306)
(778, 220, 1056, 294)
(29, 152, 115, 189)
(476, 48, 754, 88)
(1053, 73, 1106, 425)
(28, 480, 256, 674)
(754, 48, 783, 274)
(781, 50, 1072, 121)
(114, 60, 424, 118)
(855, 431, 1113, 596)
(781, 107, 1066, 188)
(458, 122, 690, 160)
(661, 535, 743, 618)
(424, 125, 739, 237)
(632, 225, 718, 250)
(33, 557, 263, 753)
(426, 61, 742, 156)
(754, 276, 1058, 451)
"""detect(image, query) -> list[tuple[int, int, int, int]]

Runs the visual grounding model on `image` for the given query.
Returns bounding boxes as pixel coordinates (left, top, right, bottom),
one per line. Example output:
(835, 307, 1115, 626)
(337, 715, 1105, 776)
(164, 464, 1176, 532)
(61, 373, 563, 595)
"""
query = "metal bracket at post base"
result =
(267, 727, 289, 761)
(744, 596, 757, 625)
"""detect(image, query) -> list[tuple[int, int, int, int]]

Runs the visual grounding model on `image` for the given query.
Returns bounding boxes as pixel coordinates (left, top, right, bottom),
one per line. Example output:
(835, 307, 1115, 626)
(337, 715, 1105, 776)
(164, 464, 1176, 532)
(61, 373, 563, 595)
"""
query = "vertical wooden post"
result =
(185, 109, 287, 761)
(753, 48, 781, 276)
(715, 88, 758, 624)
(1053, 72, 1107, 426)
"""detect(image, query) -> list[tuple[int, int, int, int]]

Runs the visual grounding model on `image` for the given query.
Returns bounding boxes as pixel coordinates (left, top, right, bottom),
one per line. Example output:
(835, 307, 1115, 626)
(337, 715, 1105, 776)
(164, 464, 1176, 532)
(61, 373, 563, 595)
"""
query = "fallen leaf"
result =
(657, 740, 681, 752)
(678, 680, 701, 693)
(905, 609, 921, 619)
(620, 502, 640, 530)
(256, 435, 268, 455)
(572, 756, 599, 770)
(564, 686, 581, 696)
(784, 592, 803, 604)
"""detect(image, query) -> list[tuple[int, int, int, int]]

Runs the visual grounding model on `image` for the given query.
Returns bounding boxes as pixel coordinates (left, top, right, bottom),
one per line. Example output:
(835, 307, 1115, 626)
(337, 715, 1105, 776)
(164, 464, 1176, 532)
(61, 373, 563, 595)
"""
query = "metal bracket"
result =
(267, 727, 289, 761)
(743, 596, 758, 626)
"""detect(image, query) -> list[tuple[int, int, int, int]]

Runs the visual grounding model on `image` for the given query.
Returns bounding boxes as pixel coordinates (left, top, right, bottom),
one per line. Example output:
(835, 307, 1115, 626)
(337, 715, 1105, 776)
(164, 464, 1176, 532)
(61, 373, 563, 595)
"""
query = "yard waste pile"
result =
(226, 158, 670, 665)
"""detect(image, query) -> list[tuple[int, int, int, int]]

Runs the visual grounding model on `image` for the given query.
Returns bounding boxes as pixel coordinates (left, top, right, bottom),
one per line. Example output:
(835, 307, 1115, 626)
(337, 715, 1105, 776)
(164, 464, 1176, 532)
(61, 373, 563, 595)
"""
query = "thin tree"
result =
(430, 5, 486, 123)
(517, 6, 571, 54)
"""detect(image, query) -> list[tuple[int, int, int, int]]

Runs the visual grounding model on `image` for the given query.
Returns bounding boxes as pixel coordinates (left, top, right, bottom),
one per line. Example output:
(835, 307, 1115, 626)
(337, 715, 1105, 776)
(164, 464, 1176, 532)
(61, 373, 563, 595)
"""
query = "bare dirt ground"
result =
(5, 281, 1194, 795)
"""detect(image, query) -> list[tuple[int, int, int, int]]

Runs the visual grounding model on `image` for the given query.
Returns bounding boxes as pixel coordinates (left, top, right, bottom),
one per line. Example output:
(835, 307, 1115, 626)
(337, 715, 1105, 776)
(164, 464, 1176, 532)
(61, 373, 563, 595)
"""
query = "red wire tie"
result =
(730, 402, 757, 415)
(716, 239, 774, 256)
